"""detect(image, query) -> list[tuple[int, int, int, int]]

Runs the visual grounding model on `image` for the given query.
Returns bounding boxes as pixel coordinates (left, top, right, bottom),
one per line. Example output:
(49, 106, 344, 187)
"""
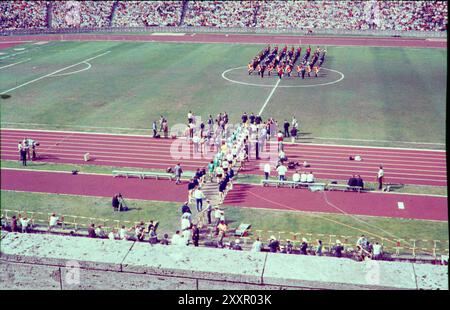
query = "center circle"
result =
(222, 66, 345, 88)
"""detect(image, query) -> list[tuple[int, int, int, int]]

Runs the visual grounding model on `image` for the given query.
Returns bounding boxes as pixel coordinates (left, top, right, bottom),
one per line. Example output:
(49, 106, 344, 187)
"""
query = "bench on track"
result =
(261, 179, 326, 190)
(112, 170, 173, 180)
(327, 184, 363, 192)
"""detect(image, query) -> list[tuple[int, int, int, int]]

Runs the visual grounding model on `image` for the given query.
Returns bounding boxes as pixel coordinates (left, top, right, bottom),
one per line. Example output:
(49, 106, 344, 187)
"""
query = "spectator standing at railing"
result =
(316, 240, 323, 256)
(10, 215, 18, 232)
(333, 240, 344, 258)
(300, 238, 308, 255)
(88, 224, 96, 238)
(149, 227, 158, 244)
(206, 200, 213, 225)
(268, 236, 280, 253)
(251, 237, 263, 252)
(372, 242, 383, 260)
(19, 216, 32, 233)
(48, 213, 60, 231)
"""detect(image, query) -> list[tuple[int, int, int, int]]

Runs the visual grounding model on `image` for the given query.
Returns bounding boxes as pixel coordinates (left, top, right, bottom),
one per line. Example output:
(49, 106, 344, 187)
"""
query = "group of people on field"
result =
(248, 44, 327, 79)
(17, 137, 39, 166)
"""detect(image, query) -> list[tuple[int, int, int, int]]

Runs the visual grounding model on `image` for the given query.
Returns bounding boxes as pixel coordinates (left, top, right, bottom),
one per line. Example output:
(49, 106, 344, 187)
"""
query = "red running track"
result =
(1, 169, 447, 221)
(224, 184, 448, 222)
(0, 33, 446, 48)
(1, 129, 446, 186)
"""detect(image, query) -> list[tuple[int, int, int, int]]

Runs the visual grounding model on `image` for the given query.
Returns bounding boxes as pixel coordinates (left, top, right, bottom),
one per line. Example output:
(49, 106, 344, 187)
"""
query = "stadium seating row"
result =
(1, 1, 447, 32)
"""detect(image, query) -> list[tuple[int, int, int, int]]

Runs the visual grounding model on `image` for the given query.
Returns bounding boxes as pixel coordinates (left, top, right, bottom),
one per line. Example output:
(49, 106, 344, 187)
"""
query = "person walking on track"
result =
(377, 166, 384, 190)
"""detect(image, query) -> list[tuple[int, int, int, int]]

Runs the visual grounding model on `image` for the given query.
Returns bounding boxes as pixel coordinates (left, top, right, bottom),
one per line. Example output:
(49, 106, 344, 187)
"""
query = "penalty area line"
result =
(0, 50, 111, 94)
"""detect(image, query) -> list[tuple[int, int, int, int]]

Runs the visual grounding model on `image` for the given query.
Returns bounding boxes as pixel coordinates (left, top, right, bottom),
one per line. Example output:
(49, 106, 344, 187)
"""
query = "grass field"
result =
(0, 39, 447, 256)
(0, 41, 446, 146)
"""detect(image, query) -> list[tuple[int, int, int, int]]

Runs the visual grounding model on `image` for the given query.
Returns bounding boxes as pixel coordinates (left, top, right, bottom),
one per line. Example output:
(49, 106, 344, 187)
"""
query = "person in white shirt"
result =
(292, 171, 301, 183)
(20, 217, 32, 233)
(377, 166, 384, 190)
(279, 150, 287, 163)
(300, 171, 308, 183)
(48, 213, 59, 231)
(193, 188, 206, 212)
(172, 230, 187, 246)
(95, 225, 107, 238)
(181, 214, 191, 228)
(263, 163, 271, 180)
(119, 225, 128, 240)
(192, 135, 200, 153)
(306, 171, 314, 183)
(372, 242, 383, 260)
(108, 229, 117, 240)
(276, 163, 288, 181)
(251, 237, 263, 252)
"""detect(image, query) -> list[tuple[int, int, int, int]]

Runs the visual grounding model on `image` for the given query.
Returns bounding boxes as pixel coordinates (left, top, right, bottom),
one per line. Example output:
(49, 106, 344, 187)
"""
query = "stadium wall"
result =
(1, 26, 446, 38)
(0, 233, 447, 290)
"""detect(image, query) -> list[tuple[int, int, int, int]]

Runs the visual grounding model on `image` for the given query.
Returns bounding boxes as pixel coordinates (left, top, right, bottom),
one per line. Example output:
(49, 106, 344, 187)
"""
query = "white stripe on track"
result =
(0, 51, 111, 94)
(1, 127, 445, 152)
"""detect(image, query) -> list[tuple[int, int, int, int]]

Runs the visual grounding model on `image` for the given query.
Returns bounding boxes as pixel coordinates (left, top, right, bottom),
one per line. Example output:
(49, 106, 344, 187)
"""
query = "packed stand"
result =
(375, 1, 447, 31)
(255, 0, 447, 31)
(50, 1, 114, 28)
(0, 1, 48, 30)
(112, 1, 182, 27)
(183, 1, 258, 28)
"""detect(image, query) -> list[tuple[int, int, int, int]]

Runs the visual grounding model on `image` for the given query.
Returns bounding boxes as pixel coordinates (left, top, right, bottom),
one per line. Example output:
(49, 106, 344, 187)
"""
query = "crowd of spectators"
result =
(0, 1, 48, 31)
(50, 1, 114, 28)
(1, 1, 447, 32)
(112, 1, 182, 27)
(256, 0, 447, 31)
(183, 1, 257, 28)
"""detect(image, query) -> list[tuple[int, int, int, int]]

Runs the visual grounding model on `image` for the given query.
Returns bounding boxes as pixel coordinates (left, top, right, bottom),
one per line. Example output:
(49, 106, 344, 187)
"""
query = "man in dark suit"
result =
(348, 175, 357, 187)
(355, 175, 364, 189)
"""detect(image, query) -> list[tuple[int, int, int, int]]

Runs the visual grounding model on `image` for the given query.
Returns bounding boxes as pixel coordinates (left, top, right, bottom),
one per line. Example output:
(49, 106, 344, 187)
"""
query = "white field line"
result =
(258, 78, 281, 116)
(54, 38, 445, 49)
(50, 62, 91, 77)
(1, 124, 150, 134)
(0, 41, 33, 44)
(1, 126, 445, 152)
(0, 51, 111, 94)
(0, 58, 31, 70)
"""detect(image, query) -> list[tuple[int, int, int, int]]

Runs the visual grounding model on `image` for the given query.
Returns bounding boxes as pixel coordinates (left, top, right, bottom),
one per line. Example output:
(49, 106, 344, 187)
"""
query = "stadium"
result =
(0, 1, 448, 291)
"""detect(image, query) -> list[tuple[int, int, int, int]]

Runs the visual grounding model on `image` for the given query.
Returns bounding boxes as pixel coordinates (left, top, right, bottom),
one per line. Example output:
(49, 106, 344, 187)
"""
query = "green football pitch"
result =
(0, 41, 446, 148)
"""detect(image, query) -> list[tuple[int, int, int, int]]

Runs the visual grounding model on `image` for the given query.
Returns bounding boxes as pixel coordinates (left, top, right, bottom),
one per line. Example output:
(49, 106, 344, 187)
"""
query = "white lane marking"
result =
(0, 58, 31, 70)
(258, 78, 280, 116)
(222, 66, 345, 88)
(1, 127, 446, 152)
(0, 51, 111, 94)
(50, 62, 91, 77)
